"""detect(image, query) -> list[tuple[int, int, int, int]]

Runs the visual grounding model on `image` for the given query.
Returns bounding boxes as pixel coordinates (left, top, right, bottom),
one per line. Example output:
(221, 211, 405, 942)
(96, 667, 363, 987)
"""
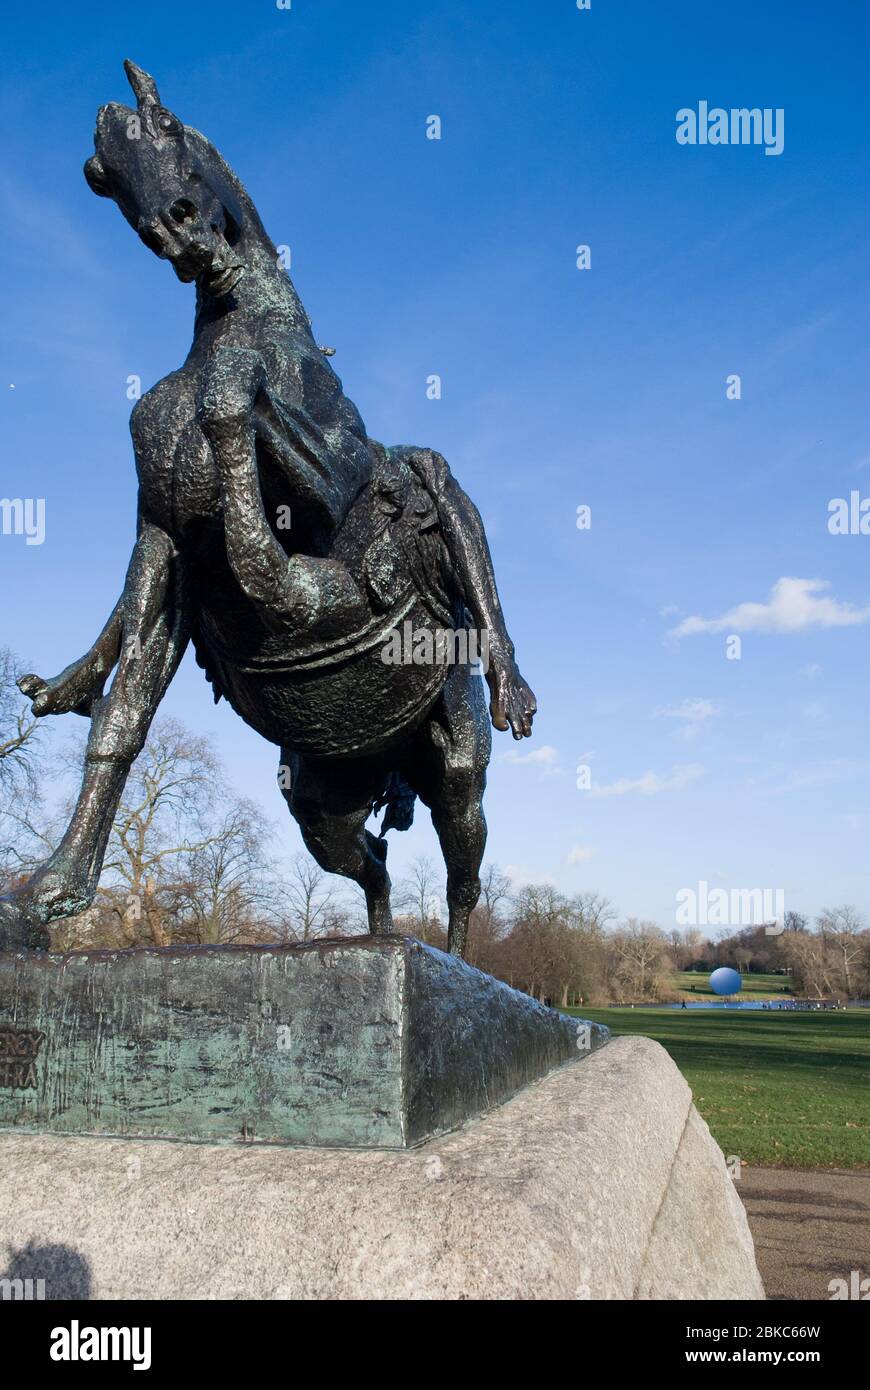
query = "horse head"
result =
(85, 60, 256, 298)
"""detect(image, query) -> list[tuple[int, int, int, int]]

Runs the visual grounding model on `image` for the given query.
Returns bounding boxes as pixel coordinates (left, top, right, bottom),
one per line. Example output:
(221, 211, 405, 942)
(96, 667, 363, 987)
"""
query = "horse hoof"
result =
(0, 898, 51, 953)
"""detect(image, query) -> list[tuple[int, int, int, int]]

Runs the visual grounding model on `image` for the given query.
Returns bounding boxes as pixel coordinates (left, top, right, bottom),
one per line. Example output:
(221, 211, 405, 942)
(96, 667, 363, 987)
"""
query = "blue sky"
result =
(2, 0, 870, 927)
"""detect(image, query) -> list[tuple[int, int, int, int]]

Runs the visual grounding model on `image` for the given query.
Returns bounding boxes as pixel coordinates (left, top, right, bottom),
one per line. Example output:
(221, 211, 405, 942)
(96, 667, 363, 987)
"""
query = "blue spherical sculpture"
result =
(710, 966, 742, 996)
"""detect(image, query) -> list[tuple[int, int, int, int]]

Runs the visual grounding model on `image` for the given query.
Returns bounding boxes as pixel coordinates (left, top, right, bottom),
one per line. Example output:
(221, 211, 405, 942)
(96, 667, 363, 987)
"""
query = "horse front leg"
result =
(391, 446, 537, 740)
(0, 522, 189, 950)
(198, 346, 367, 635)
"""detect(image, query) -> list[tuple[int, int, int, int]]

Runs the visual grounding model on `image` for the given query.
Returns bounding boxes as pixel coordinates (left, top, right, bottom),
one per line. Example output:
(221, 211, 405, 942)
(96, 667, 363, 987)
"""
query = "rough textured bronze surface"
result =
(2, 60, 538, 958)
(0, 937, 609, 1148)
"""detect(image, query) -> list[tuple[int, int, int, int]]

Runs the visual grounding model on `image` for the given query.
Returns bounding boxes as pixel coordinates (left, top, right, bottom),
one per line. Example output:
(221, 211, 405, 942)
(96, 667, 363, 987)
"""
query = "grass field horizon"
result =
(672, 970, 794, 1000)
(564, 1006, 870, 1169)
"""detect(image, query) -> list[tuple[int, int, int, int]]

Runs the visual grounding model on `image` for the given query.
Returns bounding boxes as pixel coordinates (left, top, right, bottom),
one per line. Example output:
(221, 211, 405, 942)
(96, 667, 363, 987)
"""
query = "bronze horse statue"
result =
(1, 62, 536, 957)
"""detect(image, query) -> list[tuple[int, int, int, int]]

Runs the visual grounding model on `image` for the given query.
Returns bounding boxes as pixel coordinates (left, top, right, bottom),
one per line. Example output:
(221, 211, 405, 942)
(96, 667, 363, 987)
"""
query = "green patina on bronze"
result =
(0, 937, 608, 1148)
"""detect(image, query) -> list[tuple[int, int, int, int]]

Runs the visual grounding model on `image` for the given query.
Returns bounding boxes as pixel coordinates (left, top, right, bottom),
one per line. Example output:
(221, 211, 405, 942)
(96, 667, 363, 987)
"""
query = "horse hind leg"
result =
(433, 772, 488, 959)
(405, 663, 491, 959)
(279, 750, 393, 935)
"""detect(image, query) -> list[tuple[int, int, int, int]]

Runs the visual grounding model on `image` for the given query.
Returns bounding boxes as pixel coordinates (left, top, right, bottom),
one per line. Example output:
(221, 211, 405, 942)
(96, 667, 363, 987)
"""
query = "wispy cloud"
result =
(499, 744, 564, 777)
(746, 757, 870, 796)
(654, 697, 718, 724)
(565, 844, 595, 865)
(764, 310, 837, 364)
(654, 697, 719, 743)
(668, 578, 870, 639)
(503, 863, 554, 888)
(589, 764, 705, 799)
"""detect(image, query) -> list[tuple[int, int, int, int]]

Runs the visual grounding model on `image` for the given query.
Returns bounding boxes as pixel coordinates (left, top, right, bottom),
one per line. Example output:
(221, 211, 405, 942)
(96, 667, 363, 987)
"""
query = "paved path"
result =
(740, 1167, 870, 1300)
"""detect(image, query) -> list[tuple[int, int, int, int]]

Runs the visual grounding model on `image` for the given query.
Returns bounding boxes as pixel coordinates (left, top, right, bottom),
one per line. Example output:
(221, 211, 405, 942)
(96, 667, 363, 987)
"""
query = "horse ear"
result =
(123, 59, 160, 109)
(84, 155, 111, 198)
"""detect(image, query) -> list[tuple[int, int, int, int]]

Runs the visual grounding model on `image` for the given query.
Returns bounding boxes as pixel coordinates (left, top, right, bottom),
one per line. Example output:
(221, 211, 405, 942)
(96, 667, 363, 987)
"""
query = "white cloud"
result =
(746, 757, 868, 796)
(654, 698, 718, 724)
(503, 863, 554, 888)
(499, 744, 564, 776)
(668, 578, 870, 639)
(565, 845, 595, 865)
(589, 764, 705, 799)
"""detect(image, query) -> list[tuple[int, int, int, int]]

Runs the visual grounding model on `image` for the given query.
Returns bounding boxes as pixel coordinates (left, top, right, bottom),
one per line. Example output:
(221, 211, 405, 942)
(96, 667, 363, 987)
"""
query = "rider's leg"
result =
(18, 599, 123, 718)
(0, 524, 189, 948)
(388, 445, 536, 740)
(279, 750, 393, 935)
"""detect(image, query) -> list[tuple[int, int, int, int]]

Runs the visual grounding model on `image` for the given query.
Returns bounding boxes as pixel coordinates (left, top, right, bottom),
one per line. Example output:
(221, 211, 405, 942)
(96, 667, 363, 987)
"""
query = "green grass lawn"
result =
(674, 970, 794, 1000)
(565, 1006, 870, 1168)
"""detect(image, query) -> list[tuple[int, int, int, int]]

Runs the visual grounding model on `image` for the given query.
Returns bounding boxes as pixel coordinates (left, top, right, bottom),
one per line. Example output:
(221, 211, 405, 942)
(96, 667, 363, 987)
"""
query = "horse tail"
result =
(374, 771, 417, 836)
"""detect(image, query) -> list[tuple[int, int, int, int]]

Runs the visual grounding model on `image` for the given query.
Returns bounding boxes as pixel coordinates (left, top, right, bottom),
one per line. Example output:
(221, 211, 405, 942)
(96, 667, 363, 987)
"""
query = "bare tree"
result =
(0, 648, 50, 885)
(816, 905, 867, 997)
(783, 909, 808, 933)
(171, 798, 278, 945)
(465, 863, 511, 970)
(0, 648, 40, 795)
(782, 930, 837, 999)
(274, 854, 352, 944)
(560, 892, 614, 1006)
(507, 883, 568, 1001)
(99, 718, 243, 946)
(572, 890, 617, 933)
(395, 856, 446, 947)
(610, 919, 673, 1002)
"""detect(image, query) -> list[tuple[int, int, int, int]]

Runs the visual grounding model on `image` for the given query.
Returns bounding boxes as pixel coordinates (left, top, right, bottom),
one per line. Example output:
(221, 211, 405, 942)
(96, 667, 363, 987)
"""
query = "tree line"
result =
(2, 647, 868, 1001)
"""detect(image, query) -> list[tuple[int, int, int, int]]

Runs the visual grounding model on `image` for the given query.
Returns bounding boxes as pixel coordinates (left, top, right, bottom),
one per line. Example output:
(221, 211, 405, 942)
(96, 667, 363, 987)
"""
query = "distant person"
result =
(681, 1000, 687, 1010)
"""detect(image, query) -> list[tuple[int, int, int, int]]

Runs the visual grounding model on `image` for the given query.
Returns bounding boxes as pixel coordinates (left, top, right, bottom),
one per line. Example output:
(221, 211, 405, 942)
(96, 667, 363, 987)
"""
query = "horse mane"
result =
(185, 124, 313, 338)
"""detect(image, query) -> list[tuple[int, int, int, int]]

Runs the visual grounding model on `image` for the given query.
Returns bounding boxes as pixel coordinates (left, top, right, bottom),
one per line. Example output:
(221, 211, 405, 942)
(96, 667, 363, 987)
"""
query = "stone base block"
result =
(0, 1036, 764, 1300)
(0, 936, 607, 1148)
